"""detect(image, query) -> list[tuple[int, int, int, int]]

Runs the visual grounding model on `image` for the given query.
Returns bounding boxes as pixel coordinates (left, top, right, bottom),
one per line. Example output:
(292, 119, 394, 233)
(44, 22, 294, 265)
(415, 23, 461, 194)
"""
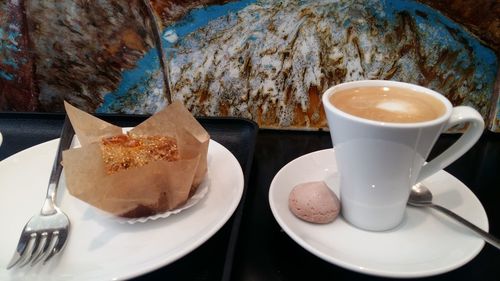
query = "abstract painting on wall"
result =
(1, 0, 498, 131)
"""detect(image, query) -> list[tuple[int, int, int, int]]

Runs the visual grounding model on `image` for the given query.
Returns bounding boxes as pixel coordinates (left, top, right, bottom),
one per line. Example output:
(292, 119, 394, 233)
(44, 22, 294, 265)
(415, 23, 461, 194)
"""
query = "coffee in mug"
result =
(329, 86, 446, 123)
(322, 80, 484, 231)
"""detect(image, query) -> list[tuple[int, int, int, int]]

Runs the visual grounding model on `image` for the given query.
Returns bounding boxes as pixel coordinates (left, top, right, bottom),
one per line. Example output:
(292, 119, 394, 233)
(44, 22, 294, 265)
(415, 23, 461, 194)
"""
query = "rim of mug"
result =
(322, 80, 453, 128)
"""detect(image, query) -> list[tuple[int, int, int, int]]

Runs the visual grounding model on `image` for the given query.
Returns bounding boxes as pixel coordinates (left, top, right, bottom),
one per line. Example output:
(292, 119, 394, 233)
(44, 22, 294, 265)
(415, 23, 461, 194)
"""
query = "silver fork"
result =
(7, 117, 73, 269)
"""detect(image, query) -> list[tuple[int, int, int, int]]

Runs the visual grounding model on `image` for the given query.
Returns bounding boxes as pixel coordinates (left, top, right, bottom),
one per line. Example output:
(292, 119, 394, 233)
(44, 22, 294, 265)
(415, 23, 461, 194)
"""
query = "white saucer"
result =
(269, 149, 488, 278)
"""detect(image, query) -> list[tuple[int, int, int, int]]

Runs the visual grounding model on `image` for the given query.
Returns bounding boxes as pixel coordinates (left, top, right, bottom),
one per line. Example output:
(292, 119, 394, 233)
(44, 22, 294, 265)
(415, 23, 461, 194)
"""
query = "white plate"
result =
(269, 149, 488, 278)
(0, 139, 244, 281)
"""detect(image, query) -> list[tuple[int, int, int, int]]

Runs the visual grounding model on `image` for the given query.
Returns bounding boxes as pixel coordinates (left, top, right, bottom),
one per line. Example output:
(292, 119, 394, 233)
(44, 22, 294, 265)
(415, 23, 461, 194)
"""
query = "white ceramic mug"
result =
(322, 80, 484, 231)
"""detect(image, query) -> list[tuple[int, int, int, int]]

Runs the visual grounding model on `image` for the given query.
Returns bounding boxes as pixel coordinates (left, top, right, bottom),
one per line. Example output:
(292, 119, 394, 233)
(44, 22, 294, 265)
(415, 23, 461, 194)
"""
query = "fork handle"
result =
(42, 117, 75, 215)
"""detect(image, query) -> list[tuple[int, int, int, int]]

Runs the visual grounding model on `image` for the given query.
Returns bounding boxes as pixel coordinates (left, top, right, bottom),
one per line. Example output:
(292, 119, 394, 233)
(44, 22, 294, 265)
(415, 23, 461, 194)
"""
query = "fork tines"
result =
(7, 229, 62, 269)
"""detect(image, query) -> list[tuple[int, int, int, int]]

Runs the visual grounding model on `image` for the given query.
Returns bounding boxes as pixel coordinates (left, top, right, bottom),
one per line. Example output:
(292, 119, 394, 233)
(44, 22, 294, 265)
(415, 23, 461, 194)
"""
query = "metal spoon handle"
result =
(431, 204, 500, 249)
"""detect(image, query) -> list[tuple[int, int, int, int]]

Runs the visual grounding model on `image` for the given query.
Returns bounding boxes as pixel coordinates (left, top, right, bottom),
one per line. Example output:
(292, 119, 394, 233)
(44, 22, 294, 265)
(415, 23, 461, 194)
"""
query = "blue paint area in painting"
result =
(97, 50, 158, 112)
(0, 29, 21, 52)
(0, 70, 13, 80)
(2, 57, 19, 69)
(247, 35, 258, 42)
(0, 27, 22, 80)
(379, 0, 497, 80)
(162, 0, 256, 48)
(97, 0, 256, 112)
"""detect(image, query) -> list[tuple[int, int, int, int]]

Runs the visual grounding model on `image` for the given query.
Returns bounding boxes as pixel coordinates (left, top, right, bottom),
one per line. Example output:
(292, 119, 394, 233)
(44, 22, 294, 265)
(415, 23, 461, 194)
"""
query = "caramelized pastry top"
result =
(101, 134, 179, 174)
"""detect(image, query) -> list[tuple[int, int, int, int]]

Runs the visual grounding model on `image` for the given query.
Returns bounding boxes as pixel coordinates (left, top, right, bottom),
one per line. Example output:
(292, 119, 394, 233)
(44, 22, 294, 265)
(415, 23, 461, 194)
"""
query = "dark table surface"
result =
(1, 114, 499, 281)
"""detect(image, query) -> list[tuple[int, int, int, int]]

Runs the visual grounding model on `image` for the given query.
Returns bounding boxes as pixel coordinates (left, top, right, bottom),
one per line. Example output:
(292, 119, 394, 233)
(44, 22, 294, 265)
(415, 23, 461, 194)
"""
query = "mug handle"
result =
(416, 106, 484, 183)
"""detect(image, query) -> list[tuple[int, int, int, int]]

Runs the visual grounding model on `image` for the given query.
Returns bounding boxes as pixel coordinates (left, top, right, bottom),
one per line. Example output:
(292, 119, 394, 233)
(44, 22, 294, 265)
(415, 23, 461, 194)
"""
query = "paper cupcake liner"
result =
(121, 175, 210, 224)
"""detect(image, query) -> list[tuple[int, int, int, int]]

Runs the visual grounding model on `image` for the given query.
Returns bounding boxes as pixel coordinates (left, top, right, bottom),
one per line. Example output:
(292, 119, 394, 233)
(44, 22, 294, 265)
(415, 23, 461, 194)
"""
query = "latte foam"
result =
(329, 86, 446, 123)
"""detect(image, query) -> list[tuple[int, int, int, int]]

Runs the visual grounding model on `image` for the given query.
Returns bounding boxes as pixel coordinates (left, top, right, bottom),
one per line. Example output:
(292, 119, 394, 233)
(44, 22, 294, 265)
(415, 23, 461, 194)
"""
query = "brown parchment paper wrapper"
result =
(62, 101, 210, 218)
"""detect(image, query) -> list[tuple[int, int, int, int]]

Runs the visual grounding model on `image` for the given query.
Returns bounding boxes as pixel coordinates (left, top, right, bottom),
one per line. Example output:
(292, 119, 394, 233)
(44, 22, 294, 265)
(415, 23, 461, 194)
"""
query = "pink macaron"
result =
(288, 181, 340, 224)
